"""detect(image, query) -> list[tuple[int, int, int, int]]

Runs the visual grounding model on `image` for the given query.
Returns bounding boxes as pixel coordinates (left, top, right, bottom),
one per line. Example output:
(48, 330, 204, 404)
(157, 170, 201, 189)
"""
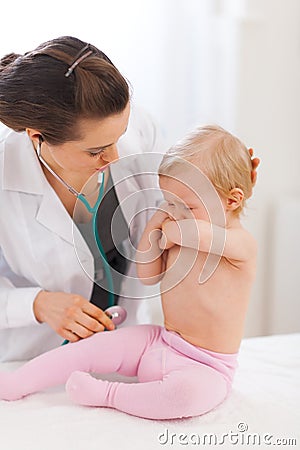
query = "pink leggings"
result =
(0, 325, 237, 420)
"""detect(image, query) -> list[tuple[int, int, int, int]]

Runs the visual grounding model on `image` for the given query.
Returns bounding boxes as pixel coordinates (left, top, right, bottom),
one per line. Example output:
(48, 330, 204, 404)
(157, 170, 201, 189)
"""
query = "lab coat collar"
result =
(2, 131, 45, 194)
(2, 130, 91, 254)
(34, 185, 91, 256)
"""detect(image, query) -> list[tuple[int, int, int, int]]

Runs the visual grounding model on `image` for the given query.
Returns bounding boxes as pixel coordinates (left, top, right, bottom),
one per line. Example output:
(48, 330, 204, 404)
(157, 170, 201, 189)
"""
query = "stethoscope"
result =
(36, 136, 127, 343)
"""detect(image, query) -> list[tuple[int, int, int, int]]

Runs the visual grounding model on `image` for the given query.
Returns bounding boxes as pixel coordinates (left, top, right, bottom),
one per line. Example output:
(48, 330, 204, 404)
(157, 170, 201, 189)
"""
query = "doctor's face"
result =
(39, 102, 130, 176)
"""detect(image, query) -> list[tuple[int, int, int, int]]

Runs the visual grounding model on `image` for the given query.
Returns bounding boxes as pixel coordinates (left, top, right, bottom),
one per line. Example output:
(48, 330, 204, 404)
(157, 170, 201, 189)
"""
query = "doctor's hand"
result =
(33, 291, 115, 342)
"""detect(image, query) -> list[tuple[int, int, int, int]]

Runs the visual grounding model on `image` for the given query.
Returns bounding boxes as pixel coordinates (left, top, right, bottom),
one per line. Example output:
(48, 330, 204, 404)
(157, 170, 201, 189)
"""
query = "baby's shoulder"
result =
(225, 225, 257, 264)
(233, 226, 257, 245)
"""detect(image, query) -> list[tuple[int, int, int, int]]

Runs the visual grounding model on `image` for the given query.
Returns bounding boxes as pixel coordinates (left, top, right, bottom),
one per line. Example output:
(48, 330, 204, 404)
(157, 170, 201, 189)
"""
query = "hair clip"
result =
(65, 44, 93, 78)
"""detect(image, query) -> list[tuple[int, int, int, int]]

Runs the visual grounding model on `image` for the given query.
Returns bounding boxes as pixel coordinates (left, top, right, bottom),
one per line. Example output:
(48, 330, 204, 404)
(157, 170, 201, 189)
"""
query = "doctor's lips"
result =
(95, 165, 109, 172)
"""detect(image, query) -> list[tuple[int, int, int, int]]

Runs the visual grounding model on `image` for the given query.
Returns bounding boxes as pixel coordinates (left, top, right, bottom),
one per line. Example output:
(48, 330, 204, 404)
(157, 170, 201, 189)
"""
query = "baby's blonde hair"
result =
(158, 125, 253, 215)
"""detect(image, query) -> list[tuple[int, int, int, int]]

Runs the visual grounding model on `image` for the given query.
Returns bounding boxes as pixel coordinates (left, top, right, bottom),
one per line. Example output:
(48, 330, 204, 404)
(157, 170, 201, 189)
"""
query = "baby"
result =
(139, 124, 257, 354)
(0, 125, 257, 420)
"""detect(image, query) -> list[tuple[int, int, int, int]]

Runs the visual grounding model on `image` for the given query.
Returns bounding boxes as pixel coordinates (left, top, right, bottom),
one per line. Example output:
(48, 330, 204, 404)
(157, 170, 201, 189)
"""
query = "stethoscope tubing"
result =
(36, 138, 119, 345)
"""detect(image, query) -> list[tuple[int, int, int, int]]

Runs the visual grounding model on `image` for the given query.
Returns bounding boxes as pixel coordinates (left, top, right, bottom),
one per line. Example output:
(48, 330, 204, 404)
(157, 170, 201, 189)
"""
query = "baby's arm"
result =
(136, 209, 169, 285)
(162, 219, 256, 262)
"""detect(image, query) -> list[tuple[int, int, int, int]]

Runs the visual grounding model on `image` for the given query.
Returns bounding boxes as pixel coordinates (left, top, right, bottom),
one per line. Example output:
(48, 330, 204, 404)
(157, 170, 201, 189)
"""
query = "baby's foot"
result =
(66, 371, 108, 407)
(0, 372, 24, 401)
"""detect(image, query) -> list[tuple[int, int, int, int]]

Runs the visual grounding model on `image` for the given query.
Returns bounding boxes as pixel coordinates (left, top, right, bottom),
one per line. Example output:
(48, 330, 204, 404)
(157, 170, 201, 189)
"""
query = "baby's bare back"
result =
(161, 246, 256, 353)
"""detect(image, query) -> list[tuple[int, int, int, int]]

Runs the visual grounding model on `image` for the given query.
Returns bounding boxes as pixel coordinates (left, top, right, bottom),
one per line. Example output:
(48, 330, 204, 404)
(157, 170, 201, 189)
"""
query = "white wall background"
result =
(1, 0, 299, 337)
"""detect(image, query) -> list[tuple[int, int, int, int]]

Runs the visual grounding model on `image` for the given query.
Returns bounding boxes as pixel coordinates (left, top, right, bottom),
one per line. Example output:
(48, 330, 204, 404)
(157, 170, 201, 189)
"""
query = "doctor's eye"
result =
(88, 150, 105, 158)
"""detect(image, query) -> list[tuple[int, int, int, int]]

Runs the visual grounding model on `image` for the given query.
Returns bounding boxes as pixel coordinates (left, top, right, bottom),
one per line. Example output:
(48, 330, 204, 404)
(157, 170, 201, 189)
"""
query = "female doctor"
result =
(0, 36, 164, 362)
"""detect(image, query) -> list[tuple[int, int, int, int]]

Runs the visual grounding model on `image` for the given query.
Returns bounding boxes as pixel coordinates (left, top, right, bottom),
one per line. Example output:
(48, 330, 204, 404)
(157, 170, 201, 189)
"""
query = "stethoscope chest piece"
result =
(104, 306, 127, 326)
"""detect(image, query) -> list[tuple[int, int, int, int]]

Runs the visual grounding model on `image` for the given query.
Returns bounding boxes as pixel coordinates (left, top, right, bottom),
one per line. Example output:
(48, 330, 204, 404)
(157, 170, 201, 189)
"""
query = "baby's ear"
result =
(226, 188, 244, 211)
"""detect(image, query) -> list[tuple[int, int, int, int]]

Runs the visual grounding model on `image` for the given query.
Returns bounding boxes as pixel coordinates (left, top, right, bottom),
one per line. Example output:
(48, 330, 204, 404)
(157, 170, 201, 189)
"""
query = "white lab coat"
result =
(0, 105, 164, 361)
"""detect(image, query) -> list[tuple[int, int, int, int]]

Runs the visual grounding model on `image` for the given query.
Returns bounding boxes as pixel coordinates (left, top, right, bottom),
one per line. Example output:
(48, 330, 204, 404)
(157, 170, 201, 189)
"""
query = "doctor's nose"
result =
(102, 145, 119, 164)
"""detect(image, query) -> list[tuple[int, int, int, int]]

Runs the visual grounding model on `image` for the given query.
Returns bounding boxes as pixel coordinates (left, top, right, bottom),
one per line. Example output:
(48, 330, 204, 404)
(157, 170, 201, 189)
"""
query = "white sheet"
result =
(0, 333, 299, 450)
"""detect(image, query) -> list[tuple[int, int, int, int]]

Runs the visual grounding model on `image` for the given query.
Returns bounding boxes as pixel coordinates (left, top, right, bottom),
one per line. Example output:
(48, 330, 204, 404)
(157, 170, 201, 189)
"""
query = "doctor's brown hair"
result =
(0, 36, 129, 145)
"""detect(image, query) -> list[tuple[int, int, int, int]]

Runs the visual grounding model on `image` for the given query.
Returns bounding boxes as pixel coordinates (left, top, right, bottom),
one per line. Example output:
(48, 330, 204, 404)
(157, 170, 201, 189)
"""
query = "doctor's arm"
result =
(0, 248, 42, 329)
(162, 219, 257, 261)
(0, 280, 115, 342)
(0, 277, 42, 330)
(0, 252, 114, 342)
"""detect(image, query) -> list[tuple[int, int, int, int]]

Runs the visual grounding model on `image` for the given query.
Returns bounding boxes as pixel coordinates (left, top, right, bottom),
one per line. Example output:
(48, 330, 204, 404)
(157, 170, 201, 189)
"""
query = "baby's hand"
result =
(149, 203, 170, 229)
(159, 219, 176, 250)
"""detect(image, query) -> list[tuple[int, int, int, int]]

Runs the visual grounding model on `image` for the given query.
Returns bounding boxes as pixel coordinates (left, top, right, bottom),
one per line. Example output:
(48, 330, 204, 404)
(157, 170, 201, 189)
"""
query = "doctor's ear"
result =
(25, 128, 44, 145)
(226, 188, 244, 212)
